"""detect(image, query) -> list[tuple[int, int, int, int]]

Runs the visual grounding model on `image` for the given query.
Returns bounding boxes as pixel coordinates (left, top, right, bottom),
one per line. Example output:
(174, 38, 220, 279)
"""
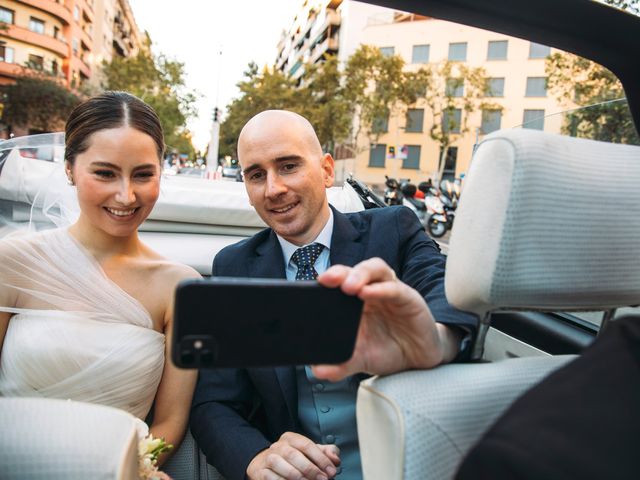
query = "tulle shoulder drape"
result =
(0, 228, 165, 420)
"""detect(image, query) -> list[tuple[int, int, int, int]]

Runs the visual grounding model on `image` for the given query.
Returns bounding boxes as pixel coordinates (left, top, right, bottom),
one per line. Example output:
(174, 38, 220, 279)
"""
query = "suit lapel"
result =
(250, 230, 287, 279)
(329, 206, 365, 267)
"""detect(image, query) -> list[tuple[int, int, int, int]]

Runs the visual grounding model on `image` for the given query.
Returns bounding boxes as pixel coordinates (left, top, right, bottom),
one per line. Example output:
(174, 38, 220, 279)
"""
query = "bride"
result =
(0, 91, 199, 465)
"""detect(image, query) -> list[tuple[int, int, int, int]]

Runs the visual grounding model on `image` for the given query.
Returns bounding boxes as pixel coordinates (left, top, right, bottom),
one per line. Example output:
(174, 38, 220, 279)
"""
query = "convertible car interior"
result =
(0, 0, 639, 479)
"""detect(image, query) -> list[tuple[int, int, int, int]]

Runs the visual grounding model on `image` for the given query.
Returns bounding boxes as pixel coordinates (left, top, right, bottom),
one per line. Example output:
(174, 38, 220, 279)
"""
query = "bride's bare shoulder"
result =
(142, 250, 200, 284)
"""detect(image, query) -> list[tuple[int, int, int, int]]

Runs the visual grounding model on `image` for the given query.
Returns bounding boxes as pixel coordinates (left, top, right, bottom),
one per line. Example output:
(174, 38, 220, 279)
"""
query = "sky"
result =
(128, 0, 301, 151)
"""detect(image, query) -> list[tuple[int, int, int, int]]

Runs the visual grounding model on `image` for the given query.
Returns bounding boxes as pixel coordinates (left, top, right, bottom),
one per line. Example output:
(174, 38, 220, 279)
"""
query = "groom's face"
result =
(238, 112, 335, 246)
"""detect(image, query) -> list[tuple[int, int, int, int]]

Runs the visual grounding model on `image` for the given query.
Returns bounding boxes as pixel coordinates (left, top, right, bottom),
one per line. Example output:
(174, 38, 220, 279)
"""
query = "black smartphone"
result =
(172, 277, 364, 369)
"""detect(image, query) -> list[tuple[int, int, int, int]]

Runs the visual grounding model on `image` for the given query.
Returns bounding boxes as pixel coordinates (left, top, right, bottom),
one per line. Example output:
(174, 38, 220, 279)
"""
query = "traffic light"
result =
(213, 107, 219, 122)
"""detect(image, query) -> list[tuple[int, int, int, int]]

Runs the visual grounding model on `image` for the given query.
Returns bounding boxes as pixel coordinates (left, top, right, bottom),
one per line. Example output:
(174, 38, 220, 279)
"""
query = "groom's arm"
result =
(190, 367, 271, 480)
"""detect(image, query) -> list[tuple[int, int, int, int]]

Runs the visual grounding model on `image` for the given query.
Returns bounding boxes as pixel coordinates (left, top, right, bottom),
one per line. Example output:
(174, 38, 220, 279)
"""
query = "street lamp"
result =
(206, 47, 223, 173)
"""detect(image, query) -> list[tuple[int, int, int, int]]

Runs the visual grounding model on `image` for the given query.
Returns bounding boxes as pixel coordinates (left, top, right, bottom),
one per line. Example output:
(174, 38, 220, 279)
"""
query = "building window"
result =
(481, 110, 502, 134)
(379, 47, 395, 57)
(29, 17, 45, 34)
(486, 78, 505, 97)
(442, 108, 462, 134)
(0, 7, 14, 24)
(405, 109, 424, 133)
(0, 45, 14, 63)
(369, 144, 386, 168)
(525, 77, 547, 97)
(372, 112, 389, 133)
(440, 147, 458, 181)
(487, 40, 508, 60)
(529, 42, 551, 59)
(402, 145, 421, 170)
(412, 44, 430, 63)
(74, 5, 80, 20)
(53, 26, 60, 39)
(448, 42, 467, 61)
(72, 38, 79, 56)
(28, 54, 44, 70)
(446, 78, 464, 97)
(51, 59, 59, 75)
(523, 109, 545, 130)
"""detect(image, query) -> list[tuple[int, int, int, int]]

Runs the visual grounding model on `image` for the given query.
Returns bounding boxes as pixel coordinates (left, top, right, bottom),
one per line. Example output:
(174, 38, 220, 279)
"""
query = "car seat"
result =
(356, 128, 640, 479)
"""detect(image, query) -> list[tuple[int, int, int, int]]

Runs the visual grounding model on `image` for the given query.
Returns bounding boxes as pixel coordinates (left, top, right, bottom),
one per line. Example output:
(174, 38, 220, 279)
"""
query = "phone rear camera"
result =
(200, 349, 214, 365)
(181, 351, 195, 365)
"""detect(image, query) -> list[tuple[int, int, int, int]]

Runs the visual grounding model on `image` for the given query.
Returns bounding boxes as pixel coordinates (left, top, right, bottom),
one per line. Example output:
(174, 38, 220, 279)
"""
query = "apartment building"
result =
(0, 0, 141, 89)
(346, 15, 566, 185)
(89, 0, 142, 88)
(275, 0, 393, 82)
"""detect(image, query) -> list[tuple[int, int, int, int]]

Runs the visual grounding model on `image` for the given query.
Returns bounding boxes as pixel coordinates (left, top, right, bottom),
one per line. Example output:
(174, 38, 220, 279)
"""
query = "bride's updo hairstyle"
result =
(64, 91, 165, 166)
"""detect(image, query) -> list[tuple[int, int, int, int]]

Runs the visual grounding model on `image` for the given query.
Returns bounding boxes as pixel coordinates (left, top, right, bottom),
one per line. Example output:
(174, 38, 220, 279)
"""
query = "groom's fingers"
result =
(311, 363, 352, 382)
(319, 258, 397, 296)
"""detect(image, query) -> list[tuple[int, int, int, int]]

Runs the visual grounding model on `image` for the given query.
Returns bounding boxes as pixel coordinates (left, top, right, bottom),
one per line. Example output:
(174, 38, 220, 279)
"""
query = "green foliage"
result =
(219, 62, 306, 157)
(400, 60, 495, 179)
(218, 45, 492, 178)
(301, 55, 352, 154)
(546, 52, 639, 145)
(0, 71, 81, 132)
(102, 36, 198, 154)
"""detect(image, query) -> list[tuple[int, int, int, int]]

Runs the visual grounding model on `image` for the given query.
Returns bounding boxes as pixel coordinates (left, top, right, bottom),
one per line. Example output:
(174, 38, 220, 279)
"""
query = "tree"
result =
(546, 53, 639, 145)
(0, 71, 81, 133)
(343, 45, 424, 156)
(219, 63, 305, 158)
(422, 61, 497, 179)
(300, 55, 352, 155)
(102, 36, 198, 154)
(545, 0, 640, 145)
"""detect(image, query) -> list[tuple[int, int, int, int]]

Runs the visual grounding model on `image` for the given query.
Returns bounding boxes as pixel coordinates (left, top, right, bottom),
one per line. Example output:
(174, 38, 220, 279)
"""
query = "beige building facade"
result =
(345, 15, 567, 186)
(0, 0, 141, 90)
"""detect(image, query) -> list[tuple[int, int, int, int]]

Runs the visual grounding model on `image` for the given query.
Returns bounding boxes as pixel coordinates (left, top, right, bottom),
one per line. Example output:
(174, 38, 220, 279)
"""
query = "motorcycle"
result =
(383, 175, 403, 206)
(421, 180, 458, 238)
(400, 180, 428, 227)
(345, 175, 386, 209)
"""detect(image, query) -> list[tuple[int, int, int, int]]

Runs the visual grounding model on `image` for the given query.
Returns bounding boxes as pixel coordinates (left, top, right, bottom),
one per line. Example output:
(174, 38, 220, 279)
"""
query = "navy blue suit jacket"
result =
(190, 205, 477, 480)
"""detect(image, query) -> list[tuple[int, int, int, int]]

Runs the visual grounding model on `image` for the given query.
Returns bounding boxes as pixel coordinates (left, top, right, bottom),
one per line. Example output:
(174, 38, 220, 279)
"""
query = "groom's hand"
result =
(246, 431, 340, 480)
(314, 257, 461, 382)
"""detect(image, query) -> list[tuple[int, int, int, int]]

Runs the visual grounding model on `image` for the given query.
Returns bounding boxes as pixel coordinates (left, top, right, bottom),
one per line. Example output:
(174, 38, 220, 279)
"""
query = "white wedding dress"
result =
(0, 227, 165, 421)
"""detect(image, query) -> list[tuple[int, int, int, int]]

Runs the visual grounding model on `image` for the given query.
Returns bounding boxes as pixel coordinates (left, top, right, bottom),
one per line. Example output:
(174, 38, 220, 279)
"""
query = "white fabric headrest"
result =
(445, 129, 640, 316)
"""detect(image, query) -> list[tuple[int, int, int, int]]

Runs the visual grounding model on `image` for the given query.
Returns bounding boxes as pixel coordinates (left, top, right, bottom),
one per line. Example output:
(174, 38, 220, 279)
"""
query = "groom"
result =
(190, 110, 477, 480)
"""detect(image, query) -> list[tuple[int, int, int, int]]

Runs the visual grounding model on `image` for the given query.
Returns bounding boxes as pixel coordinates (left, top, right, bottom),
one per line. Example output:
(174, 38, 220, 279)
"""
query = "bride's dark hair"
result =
(64, 91, 165, 165)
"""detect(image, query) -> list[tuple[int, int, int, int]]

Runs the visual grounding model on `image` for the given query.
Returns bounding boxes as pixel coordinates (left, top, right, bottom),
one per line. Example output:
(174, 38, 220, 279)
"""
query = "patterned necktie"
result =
(291, 243, 325, 280)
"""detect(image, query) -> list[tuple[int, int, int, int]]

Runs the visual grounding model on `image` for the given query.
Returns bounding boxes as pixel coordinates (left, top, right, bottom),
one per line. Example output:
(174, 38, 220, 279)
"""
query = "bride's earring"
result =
(67, 175, 74, 186)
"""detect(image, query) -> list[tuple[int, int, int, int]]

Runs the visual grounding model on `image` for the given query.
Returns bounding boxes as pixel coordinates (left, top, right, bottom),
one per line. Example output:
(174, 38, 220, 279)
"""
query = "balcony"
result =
(16, 0, 71, 25)
(309, 37, 339, 64)
(71, 55, 91, 79)
(80, 27, 92, 48)
(310, 9, 341, 39)
(0, 61, 24, 81)
(4, 24, 68, 57)
(82, 4, 94, 24)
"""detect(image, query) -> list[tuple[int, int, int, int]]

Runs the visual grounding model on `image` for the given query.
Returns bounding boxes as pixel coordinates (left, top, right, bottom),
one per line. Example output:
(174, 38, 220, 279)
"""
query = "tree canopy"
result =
(545, 0, 640, 145)
(546, 53, 639, 145)
(0, 71, 81, 133)
(219, 44, 493, 183)
(102, 36, 198, 157)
